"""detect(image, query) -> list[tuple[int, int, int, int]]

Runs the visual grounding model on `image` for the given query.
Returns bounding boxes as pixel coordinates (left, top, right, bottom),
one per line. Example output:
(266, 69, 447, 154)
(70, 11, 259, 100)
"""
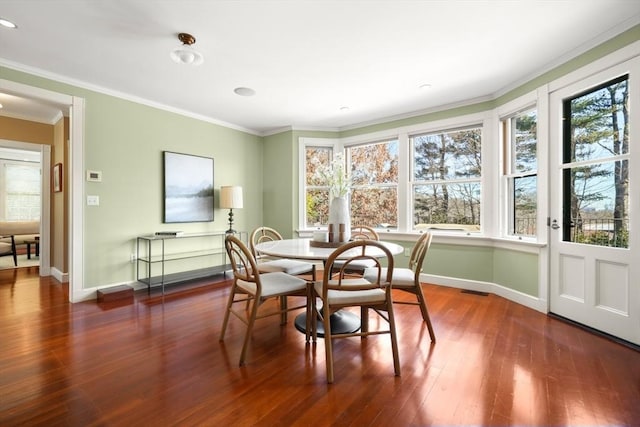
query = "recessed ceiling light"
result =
(0, 18, 17, 29)
(234, 87, 255, 97)
(0, 103, 3, 109)
(339, 106, 350, 112)
(419, 83, 432, 90)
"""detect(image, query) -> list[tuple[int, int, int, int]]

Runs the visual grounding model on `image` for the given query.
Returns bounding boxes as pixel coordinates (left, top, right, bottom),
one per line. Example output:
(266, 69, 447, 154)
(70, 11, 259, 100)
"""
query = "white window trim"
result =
(299, 112, 490, 235)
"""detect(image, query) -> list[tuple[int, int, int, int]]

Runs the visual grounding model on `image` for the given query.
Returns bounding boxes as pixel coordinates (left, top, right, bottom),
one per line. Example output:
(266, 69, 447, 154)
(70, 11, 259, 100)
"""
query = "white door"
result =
(549, 58, 640, 346)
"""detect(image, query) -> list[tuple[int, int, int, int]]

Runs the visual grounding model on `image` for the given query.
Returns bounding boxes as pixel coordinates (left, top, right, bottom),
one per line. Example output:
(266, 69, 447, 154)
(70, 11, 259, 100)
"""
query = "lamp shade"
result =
(220, 186, 243, 209)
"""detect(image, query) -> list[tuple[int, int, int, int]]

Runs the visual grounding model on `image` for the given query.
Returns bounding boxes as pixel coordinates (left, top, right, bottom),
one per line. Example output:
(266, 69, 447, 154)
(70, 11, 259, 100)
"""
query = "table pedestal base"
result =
(294, 310, 360, 337)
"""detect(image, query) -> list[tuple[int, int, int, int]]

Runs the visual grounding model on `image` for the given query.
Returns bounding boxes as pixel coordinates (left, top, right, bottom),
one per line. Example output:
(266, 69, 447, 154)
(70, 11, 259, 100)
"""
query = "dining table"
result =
(254, 237, 404, 336)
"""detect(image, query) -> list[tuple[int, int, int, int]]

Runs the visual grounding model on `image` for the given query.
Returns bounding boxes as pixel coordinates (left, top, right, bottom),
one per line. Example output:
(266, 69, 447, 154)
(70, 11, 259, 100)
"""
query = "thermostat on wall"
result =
(86, 170, 102, 182)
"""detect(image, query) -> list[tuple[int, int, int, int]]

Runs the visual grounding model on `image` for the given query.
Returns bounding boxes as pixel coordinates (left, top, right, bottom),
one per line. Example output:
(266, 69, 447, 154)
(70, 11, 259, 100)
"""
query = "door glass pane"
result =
(563, 75, 629, 248)
(567, 160, 629, 248)
(567, 78, 628, 163)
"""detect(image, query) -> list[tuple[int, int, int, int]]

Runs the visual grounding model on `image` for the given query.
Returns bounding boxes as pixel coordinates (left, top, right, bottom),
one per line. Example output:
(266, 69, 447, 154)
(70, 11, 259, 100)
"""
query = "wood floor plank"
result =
(1, 268, 639, 426)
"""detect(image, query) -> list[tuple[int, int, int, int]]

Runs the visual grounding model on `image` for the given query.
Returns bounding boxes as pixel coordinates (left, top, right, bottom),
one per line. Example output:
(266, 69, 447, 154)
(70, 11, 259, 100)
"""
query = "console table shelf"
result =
(136, 231, 246, 293)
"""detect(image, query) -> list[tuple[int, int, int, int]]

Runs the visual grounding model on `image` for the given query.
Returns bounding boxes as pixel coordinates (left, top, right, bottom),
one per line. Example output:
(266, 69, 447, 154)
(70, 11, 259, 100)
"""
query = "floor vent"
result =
(460, 289, 489, 297)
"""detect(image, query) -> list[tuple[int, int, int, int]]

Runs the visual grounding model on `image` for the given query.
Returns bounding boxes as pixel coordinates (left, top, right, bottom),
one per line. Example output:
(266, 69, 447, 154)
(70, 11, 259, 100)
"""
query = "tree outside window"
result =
(348, 140, 398, 228)
(411, 127, 482, 231)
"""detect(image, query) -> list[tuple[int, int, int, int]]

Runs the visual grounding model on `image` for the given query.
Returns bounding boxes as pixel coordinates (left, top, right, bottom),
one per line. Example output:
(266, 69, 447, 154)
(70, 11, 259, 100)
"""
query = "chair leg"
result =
(386, 301, 401, 377)
(311, 292, 318, 343)
(280, 295, 288, 324)
(239, 296, 260, 366)
(219, 286, 237, 341)
(360, 306, 369, 337)
(414, 283, 436, 342)
(305, 283, 312, 343)
(323, 304, 334, 383)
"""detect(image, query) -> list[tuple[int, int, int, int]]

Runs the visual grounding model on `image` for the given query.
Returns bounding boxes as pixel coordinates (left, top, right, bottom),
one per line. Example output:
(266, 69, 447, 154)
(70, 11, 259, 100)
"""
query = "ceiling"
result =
(0, 0, 639, 135)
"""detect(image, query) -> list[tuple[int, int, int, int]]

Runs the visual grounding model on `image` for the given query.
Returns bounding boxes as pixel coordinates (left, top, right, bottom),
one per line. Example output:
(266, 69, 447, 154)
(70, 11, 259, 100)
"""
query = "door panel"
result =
(549, 58, 639, 345)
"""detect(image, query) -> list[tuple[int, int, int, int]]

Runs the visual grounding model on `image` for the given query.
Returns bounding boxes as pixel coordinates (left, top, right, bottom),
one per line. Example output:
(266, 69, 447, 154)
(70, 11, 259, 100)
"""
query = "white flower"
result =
(313, 152, 351, 198)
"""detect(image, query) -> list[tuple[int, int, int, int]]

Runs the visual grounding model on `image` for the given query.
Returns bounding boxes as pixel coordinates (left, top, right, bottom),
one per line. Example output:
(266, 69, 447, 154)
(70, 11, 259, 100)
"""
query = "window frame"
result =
(345, 138, 400, 229)
(299, 138, 339, 230)
(409, 124, 484, 233)
(501, 107, 538, 238)
(299, 113, 491, 236)
(497, 89, 546, 243)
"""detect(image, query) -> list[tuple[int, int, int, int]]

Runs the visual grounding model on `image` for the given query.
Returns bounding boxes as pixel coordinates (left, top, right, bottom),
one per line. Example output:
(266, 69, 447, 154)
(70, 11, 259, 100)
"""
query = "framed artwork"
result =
(163, 151, 214, 223)
(53, 163, 62, 192)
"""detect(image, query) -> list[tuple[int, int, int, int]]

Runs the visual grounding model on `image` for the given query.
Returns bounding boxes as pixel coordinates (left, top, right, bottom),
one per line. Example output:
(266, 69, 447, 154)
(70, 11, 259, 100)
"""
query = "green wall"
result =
(1, 66, 263, 288)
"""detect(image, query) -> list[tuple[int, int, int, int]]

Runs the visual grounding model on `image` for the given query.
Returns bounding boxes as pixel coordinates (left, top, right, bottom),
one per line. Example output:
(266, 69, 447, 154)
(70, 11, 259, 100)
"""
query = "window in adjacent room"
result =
(502, 108, 537, 237)
(1, 161, 41, 221)
(410, 126, 482, 232)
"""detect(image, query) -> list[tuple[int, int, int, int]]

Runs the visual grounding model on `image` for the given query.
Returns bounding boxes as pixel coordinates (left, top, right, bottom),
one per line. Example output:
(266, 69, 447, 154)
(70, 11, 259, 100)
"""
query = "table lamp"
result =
(220, 186, 243, 233)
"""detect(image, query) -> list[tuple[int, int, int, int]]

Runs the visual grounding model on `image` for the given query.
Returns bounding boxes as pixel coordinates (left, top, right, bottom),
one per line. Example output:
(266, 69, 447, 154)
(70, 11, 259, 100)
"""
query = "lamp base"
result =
(226, 209, 235, 234)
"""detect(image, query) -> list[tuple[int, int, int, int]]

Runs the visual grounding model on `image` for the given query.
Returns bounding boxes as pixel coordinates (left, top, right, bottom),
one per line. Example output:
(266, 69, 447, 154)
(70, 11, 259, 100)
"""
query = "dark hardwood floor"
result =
(1, 266, 639, 426)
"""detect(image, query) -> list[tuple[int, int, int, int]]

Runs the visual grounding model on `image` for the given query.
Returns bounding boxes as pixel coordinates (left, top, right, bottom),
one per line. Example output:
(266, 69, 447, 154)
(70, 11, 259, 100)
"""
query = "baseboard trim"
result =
(421, 273, 548, 313)
(51, 267, 68, 283)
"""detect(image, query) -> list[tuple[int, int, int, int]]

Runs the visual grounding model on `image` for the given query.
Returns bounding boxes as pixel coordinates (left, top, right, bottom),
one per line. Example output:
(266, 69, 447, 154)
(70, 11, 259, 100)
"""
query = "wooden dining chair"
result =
(250, 226, 317, 281)
(312, 239, 400, 383)
(220, 235, 312, 366)
(330, 225, 380, 277)
(364, 231, 436, 342)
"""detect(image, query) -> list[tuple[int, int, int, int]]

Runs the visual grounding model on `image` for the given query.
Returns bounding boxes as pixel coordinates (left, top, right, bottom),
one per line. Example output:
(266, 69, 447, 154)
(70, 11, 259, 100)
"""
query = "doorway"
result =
(0, 79, 85, 302)
(548, 57, 639, 346)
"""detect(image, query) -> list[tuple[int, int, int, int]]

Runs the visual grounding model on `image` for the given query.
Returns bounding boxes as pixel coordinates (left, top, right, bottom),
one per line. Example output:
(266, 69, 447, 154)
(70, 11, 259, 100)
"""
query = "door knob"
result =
(551, 219, 560, 230)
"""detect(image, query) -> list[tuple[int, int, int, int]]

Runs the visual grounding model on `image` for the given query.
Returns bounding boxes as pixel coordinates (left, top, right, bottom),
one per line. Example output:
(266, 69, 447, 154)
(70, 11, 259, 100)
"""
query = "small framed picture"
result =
(53, 163, 62, 192)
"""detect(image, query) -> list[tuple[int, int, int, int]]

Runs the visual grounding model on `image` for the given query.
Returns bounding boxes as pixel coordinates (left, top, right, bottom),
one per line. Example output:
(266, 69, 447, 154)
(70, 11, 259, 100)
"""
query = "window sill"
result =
(296, 228, 547, 253)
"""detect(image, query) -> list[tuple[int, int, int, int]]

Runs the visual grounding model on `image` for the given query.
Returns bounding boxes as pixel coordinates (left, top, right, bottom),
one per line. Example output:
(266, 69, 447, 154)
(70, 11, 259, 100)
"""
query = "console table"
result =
(136, 231, 246, 294)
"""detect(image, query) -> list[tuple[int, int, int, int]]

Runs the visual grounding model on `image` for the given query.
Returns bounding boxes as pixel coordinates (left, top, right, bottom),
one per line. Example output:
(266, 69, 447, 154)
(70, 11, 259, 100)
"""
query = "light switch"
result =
(87, 195, 99, 206)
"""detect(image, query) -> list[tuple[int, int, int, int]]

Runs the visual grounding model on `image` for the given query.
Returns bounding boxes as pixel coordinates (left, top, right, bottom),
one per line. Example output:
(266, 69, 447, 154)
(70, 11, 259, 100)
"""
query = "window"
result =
(502, 109, 537, 237)
(411, 127, 482, 231)
(1, 161, 41, 221)
(303, 145, 333, 227)
(347, 139, 399, 228)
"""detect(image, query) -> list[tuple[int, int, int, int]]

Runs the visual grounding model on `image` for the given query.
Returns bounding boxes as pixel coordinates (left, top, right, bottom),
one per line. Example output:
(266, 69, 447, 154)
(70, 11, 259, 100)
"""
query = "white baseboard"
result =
(421, 273, 548, 313)
(51, 266, 68, 283)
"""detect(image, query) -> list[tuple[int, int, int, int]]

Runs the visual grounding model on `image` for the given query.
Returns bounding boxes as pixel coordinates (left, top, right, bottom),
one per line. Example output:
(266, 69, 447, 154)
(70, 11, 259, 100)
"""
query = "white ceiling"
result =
(0, 0, 639, 134)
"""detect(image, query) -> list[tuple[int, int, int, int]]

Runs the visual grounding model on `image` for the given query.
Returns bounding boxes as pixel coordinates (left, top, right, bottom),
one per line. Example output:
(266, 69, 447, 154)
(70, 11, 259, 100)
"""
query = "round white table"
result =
(254, 238, 404, 336)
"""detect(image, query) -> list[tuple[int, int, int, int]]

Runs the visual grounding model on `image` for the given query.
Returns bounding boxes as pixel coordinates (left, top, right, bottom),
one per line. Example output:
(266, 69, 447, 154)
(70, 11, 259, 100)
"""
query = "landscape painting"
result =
(163, 151, 214, 223)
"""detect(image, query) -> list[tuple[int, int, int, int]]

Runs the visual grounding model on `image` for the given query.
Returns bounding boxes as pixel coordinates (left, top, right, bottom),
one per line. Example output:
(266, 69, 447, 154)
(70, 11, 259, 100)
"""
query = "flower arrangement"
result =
(314, 152, 351, 198)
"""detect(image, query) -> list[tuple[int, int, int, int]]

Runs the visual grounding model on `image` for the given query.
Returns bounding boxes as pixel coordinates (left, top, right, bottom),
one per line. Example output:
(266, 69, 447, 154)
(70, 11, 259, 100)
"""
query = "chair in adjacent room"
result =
(250, 226, 317, 280)
(330, 225, 379, 277)
(220, 234, 311, 366)
(312, 239, 400, 383)
(0, 235, 17, 267)
(364, 231, 436, 342)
